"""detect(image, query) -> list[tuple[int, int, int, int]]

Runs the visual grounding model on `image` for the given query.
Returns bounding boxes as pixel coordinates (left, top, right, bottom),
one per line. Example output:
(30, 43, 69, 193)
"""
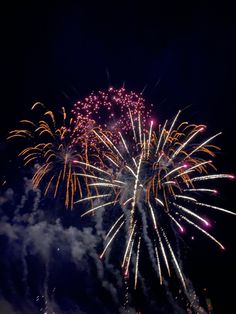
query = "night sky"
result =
(0, 2, 236, 314)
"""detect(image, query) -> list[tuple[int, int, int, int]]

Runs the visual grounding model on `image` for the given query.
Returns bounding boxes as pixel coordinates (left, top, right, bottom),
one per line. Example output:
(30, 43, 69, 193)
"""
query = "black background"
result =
(0, 2, 236, 313)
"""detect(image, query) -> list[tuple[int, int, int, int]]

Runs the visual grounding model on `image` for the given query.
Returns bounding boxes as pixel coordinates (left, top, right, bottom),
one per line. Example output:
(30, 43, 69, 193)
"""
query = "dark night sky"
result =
(0, 2, 236, 313)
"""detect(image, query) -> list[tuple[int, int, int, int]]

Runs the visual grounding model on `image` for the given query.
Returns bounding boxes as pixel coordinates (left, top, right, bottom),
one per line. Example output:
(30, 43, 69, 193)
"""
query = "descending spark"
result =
(122, 222, 136, 268)
(173, 203, 209, 226)
(73, 160, 110, 176)
(134, 236, 141, 289)
(174, 160, 213, 178)
(148, 202, 157, 230)
(155, 198, 165, 207)
(126, 165, 137, 178)
(155, 245, 163, 285)
(74, 194, 111, 204)
(155, 120, 168, 154)
(105, 214, 125, 240)
(130, 154, 143, 230)
(175, 195, 197, 202)
(119, 131, 130, 154)
(168, 214, 184, 232)
(170, 127, 205, 161)
(163, 165, 187, 179)
(92, 130, 111, 150)
(196, 202, 236, 216)
(81, 200, 117, 217)
(138, 113, 142, 145)
(100, 131, 125, 160)
(75, 173, 111, 182)
(162, 181, 176, 185)
(185, 132, 222, 158)
(100, 221, 125, 259)
(88, 182, 123, 188)
(125, 234, 135, 276)
(128, 107, 137, 142)
(123, 197, 133, 206)
(147, 120, 153, 157)
(156, 227, 171, 277)
(180, 215, 225, 250)
(104, 154, 120, 167)
(191, 174, 234, 181)
(183, 188, 218, 194)
(161, 229, 186, 289)
(162, 110, 181, 150)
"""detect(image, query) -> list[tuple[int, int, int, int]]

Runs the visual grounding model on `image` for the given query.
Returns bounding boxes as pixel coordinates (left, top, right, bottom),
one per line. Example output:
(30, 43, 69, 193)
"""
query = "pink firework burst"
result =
(71, 87, 153, 144)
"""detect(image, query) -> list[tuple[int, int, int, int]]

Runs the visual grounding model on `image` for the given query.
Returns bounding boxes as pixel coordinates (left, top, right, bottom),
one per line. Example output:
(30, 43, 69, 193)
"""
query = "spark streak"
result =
(180, 215, 225, 250)
(134, 236, 141, 289)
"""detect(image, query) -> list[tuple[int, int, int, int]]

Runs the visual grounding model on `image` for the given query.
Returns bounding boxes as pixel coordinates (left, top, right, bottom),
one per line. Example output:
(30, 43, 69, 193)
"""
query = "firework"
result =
(76, 110, 235, 290)
(8, 103, 101, 209)
(7, 88, 235, 297)
(71, 87, 152, 144)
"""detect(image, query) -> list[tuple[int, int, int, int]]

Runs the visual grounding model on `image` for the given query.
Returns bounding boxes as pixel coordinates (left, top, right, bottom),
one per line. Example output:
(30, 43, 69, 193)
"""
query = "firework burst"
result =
(7, 88, 235, 300)
(8, 102, 101, 209)
(71, 87, 152, 144)
(76, 110, 235, 290)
